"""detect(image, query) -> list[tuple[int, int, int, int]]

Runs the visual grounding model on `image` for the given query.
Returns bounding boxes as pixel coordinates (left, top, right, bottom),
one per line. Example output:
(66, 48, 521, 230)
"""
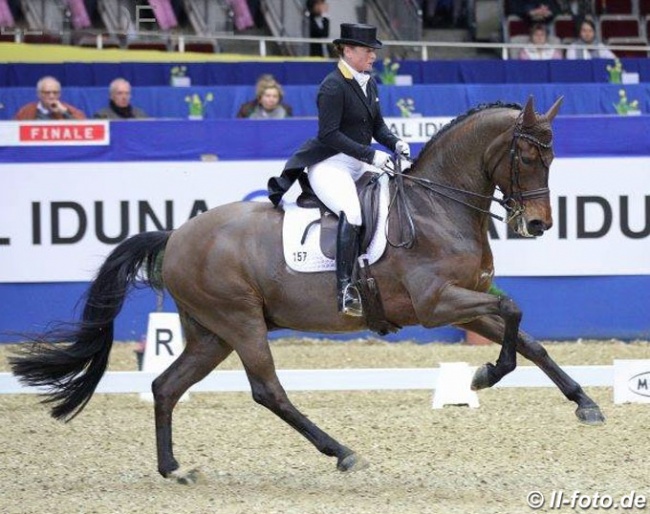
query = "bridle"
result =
(384, 115, 553, 248)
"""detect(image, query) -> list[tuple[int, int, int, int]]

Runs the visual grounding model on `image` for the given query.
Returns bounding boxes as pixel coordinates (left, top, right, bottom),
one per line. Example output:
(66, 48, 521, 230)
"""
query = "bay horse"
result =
(10, 97, 604, 484)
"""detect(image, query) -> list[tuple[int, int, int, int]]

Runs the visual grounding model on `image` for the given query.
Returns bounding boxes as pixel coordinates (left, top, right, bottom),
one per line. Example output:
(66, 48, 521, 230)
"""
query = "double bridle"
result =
(384, 118, 553, 249)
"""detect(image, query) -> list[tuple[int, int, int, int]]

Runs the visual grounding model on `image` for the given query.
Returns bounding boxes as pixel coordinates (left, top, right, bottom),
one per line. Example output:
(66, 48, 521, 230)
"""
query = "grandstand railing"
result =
(1, 27, 649, 59)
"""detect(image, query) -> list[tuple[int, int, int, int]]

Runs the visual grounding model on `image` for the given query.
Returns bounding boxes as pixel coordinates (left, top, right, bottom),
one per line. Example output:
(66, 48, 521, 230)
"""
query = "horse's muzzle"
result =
(526, 218, 551, 237)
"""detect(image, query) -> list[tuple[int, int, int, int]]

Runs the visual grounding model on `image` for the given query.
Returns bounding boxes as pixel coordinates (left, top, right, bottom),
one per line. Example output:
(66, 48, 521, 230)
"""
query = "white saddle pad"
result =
(282, 173, 390, 273)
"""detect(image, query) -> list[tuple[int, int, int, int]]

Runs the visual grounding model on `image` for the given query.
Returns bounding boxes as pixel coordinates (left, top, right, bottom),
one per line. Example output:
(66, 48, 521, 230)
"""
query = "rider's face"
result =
(343, 45, 376, 73)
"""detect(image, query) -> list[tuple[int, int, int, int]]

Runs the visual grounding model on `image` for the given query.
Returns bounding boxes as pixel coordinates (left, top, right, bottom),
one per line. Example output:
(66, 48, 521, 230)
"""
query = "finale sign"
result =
(0, 120, 110, 146)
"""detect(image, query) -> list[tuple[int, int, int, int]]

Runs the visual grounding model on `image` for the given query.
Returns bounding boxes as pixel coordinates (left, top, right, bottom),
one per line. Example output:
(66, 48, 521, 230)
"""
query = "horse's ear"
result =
(545, 96, 564, 122)
(522, 96, 536, 128)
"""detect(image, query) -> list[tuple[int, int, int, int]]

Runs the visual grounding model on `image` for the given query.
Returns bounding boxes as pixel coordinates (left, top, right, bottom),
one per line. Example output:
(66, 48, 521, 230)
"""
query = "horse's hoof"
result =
(168, 466, 205, 485)
(337, 452, 369, 472)
(471, 364, 491, 391)
(576, 406, 606, 426)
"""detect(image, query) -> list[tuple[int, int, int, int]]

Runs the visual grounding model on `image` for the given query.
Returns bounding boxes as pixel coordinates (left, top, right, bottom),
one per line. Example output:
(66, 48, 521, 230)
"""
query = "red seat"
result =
(641, 0, 650, 16)
(607, 37, 649, 57)
(599, 14, 641, 39)
(127, 40, 170, 51)
(553, 15, 577, 41)
(595, 0, 634, 15)
(77, 34, 122, 49)
(503, 15, 528, 40)
(0, 33, 18, 42)
(23, 33, 62, 45)
(175, 40, 217, 53)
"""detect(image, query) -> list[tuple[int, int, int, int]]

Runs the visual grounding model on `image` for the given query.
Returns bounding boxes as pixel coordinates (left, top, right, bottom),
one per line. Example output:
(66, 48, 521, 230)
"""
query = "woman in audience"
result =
(237, 76, 292, 119)
(566, 18, 616, 59)
(518, 23, 563, 59)
(240, 75, 291, 120)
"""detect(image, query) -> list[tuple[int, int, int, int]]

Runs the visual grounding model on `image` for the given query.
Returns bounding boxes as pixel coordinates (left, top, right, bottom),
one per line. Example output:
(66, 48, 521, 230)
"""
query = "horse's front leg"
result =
(469, 295, 521, 390)
(410, 284, 520, 388)
(459, 316, 605, 425)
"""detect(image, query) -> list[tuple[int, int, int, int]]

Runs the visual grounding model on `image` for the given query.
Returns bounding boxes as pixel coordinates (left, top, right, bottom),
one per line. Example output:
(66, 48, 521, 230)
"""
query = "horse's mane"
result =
(415, 101, 523, 163)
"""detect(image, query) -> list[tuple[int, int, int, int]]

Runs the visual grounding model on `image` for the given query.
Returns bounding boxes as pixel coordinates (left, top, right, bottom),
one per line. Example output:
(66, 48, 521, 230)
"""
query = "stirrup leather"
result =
(340, 283, 363, 317)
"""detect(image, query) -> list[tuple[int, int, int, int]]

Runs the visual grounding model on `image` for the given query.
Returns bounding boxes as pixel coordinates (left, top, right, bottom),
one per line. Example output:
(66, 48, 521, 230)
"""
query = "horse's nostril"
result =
(527, 219, 546, 235)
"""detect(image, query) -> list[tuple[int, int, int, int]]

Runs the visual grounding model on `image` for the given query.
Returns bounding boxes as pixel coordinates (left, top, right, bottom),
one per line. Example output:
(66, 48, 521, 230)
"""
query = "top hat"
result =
(333, 23, 382, 49)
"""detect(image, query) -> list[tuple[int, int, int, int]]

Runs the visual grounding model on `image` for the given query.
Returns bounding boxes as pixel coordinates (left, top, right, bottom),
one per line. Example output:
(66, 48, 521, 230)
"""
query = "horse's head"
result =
(485, 96, 562, 237)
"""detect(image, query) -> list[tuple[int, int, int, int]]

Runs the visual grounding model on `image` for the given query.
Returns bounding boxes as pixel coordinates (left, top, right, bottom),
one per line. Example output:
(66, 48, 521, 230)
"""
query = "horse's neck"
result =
(412, 114, 511, 195)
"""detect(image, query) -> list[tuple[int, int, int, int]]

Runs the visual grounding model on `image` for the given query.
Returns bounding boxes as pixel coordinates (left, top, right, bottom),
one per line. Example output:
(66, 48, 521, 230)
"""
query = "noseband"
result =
(502, 125, 552, 222)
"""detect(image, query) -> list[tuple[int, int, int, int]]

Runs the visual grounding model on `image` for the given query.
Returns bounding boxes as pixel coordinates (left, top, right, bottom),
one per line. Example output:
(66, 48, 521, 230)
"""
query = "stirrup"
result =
(340, 283, 363, 317)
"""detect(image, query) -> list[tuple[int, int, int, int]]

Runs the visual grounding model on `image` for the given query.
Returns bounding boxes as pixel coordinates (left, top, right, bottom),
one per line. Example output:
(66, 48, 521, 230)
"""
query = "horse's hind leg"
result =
(460, 316, 605, 425)
(236, 334, 368, 472)
(152, 311, 234, 484)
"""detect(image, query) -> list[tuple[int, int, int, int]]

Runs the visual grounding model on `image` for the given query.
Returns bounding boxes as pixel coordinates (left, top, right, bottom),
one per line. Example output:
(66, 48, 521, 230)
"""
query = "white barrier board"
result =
(1, 157, 649, 281)
(614, 359, 650, 404)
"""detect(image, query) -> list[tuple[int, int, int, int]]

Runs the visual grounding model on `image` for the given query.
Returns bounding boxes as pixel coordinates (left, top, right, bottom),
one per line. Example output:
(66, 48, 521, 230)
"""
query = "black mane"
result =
(417, 101, 522, 158)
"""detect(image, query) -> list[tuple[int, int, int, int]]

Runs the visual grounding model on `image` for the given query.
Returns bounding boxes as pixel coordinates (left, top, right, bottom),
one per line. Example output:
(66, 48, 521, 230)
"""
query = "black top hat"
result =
(333, 23, 382, 49)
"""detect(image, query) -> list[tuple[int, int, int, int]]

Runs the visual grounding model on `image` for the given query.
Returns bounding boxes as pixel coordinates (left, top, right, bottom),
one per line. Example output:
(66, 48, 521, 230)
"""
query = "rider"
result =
(267, 23, 410, 317)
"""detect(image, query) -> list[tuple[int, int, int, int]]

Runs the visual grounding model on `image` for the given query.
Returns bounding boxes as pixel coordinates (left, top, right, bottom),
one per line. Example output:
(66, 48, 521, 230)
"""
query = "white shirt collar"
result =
(340, 59, 370, 93)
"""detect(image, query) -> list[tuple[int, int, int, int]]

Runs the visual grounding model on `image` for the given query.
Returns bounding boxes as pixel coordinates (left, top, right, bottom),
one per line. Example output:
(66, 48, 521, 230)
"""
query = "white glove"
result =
(395, 140, 410, 158)
(372, 150, 392, 171)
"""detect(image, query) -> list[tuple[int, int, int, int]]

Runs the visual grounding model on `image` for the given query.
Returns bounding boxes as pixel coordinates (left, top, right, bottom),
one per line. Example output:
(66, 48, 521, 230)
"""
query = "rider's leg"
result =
(335, 212, 362, 316)
(308, 156, 364, 316)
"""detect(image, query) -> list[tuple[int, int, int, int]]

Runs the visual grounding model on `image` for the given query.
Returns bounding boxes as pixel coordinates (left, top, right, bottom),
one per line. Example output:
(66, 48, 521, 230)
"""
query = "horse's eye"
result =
(520, 155, 534, 165)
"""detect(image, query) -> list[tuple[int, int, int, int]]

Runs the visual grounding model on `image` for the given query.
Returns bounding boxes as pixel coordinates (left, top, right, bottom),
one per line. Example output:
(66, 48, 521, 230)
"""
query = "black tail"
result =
(9, 230, 172, 421)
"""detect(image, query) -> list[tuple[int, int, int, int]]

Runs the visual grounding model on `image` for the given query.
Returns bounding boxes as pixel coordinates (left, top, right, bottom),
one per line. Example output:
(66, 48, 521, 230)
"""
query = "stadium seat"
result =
(127, 39, 170, 51)
(595, 0, 634, 15)
(641, 0, 650, 16)
(23, 33, 63, 44)
(553, 14, 578, 41)
(599, 14, 641, 40)
(77, 33, 122, 49)
(503, 15, 528, 40)
(607, 37, 649, 57)
(508, 34, 529, 59)
(174, 38, 218, 53)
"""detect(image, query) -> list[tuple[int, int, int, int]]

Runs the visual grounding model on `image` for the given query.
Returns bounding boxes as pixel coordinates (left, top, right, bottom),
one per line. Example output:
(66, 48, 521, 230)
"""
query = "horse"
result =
(10, 97, 605, 485)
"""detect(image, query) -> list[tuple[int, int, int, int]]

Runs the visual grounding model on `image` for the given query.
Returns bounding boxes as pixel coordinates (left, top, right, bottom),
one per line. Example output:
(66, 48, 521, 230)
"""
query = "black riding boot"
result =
(336, 212, 363, 317)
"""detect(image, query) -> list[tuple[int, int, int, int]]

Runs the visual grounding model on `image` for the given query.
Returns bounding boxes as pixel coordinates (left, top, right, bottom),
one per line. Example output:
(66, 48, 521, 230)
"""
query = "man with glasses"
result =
(14, 76, 86, 120)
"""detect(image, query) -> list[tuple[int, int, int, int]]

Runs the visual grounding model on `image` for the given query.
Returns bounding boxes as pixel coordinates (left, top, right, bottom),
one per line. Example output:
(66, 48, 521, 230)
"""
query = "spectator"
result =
(515, 1, 561, 25)
(237, 75, 293, 119)
(306, 0, 332, 57)
(556, 0, 594, 21)
(519, 23, 563, 59)
(93, 78, 148, 119)
(422, 0, 466, 28)
(13, 76, 86, 120)
(566, 18, 616, 59)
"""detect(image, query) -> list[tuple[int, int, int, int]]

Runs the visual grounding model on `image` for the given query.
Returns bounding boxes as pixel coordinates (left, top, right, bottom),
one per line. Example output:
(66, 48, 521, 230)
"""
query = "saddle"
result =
(289, 172, 400, 336)
(295, 172, 382, 260)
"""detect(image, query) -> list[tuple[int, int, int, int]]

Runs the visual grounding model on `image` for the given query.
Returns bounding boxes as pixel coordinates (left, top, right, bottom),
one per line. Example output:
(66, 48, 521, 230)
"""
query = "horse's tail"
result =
(9, 230, 172, 422)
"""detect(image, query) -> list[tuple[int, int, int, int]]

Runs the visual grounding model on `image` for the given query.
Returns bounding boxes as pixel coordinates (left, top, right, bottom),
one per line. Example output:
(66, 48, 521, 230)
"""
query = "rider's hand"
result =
(372, 150, 392, 172)
(395, 140, 411, 158)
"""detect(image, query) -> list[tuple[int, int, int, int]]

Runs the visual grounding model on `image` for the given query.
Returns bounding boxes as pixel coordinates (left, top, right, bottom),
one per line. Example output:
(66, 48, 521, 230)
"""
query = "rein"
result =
(384, 120, 552, 248)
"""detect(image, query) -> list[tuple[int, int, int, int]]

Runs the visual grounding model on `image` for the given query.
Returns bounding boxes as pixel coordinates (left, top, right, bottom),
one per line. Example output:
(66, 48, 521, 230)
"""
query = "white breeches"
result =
(307, 153, 370, 226)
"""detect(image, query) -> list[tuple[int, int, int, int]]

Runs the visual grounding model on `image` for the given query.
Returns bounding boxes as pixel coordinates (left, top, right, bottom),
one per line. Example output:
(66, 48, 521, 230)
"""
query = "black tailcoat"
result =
(268, 61, 399, 206)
